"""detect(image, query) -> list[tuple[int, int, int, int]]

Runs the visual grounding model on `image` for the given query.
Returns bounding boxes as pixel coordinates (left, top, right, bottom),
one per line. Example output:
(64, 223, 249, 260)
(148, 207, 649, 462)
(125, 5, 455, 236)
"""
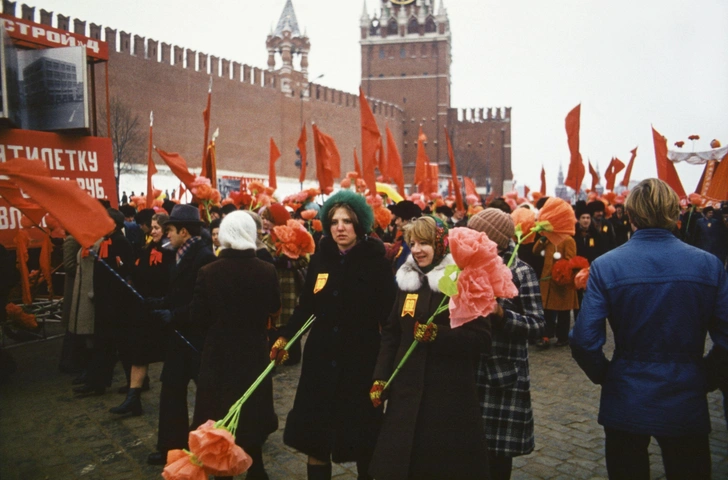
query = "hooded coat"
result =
(535, 236, 579, 311)
(369, 254, 492, 480)
(281, 235, 396, 463)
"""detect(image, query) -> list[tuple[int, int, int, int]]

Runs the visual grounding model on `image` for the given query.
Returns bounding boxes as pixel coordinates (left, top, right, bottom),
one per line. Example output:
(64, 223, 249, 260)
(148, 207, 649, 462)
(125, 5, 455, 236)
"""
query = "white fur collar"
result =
(396, 253, 455, 292)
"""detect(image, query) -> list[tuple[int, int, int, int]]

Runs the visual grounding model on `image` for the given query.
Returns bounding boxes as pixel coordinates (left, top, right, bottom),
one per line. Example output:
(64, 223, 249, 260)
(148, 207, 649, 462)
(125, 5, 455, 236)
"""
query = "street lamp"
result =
(299, 73, 324, 127)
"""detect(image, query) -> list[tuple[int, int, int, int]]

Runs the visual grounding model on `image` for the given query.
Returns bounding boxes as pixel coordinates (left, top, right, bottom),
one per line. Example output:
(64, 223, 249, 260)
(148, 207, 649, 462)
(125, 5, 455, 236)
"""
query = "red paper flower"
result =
(574, 267, 590, 290)
(448, 228, 518, 327)
(688, 192, 702, 207)
(188, 420, 252, 476)
(312, 219, 323, 232)
(688, 134, 700, 141)
(674, 141, 685, 148)
(711, 139, 721, 148)
(569, 256, 589, 271)
(551, 259, 573, 286)
(340, 178, 352, 189)
(162, 449, 207, 480)
(247, 181, 267, 195)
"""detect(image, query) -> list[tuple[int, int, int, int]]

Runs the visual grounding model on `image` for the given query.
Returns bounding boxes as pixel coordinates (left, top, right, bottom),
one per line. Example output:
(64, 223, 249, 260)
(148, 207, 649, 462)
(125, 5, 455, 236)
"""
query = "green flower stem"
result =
(383, 296, 449, 392)
(506, 229, 536, 268)
(216, 315, 316, 436)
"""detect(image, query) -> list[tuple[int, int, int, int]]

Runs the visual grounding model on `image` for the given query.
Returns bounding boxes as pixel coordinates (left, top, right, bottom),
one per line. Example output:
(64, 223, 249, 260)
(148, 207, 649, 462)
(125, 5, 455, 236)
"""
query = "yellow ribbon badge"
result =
(589, 238, 595, 247)
(313, 273, 329, 294)
(602, 225, 608, 233)
(401, 293, 418, 317)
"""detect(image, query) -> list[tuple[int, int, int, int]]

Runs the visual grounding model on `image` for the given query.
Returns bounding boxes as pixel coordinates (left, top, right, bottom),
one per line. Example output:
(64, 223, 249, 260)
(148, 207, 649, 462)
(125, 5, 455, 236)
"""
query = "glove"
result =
(369, 380, 387, 408)
(270, 337, 289, 365)
(152, 309, 173, 326)
(144, 296, 165, 310)
(413, 321, 438, 343)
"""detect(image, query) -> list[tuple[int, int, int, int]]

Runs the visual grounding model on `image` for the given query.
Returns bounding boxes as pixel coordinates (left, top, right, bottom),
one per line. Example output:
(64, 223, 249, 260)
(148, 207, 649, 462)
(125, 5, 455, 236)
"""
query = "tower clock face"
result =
(391, 0, 415, 5)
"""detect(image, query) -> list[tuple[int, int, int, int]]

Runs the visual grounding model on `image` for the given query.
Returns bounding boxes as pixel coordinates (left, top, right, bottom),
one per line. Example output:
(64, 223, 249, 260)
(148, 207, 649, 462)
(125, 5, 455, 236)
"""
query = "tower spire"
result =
(274, 0, 301, 37)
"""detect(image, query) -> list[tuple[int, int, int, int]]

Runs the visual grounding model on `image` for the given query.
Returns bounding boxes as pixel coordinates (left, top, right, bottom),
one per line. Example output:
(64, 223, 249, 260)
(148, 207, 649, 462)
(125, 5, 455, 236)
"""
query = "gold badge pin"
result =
(589, 238, 595, 247)
(401, 293, 418, 317)
(313, 273, 329, 294)
(602, 226, 608, 233)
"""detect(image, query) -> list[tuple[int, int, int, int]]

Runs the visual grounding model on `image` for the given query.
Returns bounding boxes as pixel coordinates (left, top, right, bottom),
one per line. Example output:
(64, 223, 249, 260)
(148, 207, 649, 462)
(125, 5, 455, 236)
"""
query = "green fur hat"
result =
(320, 190, 374, 237)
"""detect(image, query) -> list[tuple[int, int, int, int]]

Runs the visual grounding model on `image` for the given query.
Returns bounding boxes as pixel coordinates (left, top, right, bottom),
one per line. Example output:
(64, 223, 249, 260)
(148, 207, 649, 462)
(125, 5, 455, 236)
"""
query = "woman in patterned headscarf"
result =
(368, 216, 493, 480)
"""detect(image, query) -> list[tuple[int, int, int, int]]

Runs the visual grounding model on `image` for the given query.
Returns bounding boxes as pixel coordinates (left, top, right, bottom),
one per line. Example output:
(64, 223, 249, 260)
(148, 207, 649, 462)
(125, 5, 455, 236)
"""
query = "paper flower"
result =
(5, 303, 37, 328)
(447, 227, 518, 327)
(271, 219, 316, 259)
(688, 192, 702, 207)
(569, 256, 589, 271)
(340, 178, 352, 189)
(551, 259, 573, 286)
(537, 197, 576, 246)
(189, 420, 252, 476)
(162, 450, 207, 480)
(688, 134, 700, 141)
(574, 267, 590, 290)
(373, 205, 393, 230)
(311, 219, 323, 232)
(674, 141, 685, 148)
(511, 208, 536, 244)
(300, 209, 317, 220)
(711, 139, 721, 148)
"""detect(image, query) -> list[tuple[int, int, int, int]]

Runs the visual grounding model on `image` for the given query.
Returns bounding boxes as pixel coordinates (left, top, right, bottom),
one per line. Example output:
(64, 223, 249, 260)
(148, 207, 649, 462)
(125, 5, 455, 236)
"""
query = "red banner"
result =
(0, 14, 109, 61)
(0, 129, 116, 248)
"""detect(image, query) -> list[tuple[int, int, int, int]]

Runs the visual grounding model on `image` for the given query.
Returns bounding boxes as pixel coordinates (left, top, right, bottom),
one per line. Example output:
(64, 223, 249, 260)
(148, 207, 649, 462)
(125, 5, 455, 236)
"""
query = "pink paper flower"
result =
(162, 449, 207, 480)
(447, 228, 518, 327)
(188, 420, 253, 477)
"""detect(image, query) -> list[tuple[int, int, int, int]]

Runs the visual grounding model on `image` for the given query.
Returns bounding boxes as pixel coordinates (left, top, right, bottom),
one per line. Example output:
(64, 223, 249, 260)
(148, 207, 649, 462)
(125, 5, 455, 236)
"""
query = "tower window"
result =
(400, 47, 406, 58)
(379, 47, 385, 59)
(407, 17, 418, 34)
(378, 73, 384, 77)
(425, 17, 437, 33)
(388, 18, 398, 35)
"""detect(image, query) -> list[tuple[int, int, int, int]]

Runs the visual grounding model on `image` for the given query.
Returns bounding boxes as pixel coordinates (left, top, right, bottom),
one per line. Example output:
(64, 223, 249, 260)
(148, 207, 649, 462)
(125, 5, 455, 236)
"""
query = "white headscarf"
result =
(218, 211, 257, 251)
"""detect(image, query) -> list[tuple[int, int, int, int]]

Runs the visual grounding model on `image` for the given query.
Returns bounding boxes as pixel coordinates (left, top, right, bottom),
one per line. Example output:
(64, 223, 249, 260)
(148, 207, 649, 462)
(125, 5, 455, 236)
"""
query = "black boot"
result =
(307, 463, 332, 480)
(109, 388, 142, 415)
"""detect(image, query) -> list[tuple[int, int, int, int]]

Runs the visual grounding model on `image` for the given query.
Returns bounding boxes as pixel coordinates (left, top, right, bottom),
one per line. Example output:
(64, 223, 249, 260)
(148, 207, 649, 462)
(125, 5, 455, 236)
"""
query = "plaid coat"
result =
(263, 235, 309, 328)
(476, 241, 545, 457)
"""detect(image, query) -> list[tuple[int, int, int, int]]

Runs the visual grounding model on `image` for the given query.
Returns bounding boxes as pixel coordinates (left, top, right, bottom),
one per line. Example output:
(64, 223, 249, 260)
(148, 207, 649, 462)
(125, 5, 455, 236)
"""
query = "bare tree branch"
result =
(99, 97, 145, 199)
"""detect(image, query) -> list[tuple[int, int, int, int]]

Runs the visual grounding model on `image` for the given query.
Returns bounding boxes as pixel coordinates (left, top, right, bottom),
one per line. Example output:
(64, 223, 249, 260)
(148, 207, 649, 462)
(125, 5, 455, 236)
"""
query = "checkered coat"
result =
(476, 241, 545, 457)
(263, 235, 309, 328)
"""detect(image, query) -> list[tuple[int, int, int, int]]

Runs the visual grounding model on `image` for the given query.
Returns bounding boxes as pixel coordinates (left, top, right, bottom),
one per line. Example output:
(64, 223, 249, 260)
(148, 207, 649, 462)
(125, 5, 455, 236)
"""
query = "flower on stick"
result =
(384, 227, 518, 391)
(271, 219, 315, 260)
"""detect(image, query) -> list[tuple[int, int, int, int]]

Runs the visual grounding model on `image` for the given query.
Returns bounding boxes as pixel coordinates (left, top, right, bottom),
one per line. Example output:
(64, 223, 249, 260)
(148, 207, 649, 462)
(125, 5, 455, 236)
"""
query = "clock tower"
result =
(360, 0, 450, 177)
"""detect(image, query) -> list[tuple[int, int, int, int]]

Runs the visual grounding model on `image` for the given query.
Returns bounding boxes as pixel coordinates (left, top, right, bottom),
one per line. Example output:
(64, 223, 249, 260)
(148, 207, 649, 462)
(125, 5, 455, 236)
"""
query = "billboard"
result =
(0, 26, 21, 127)
(0, 129, 117, 248)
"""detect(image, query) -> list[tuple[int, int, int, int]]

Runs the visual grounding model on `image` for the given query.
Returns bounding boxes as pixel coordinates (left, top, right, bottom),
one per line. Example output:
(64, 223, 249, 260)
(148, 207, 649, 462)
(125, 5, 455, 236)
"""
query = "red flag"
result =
(353, 148, 362, 177)
(414, 125, 430, 187)
(588, 160, 600, 192)
(147, 111, 157, 204)
(604, 157, 625, 191)
(652, 126, 686, 198)
(14, 230, 31, 304)
(464, 176, 477, 197)
(620, 147, 638, 187)
(0, 159, 115, 248)
(706, 151, 728, 201)
(312, 124, 341, 195)
(155, 148, 197, 190)
(269, 137, 281, 190)
(359, 87, 381, 195)
(201, 77, 212, 169)
(524, 185, 531, 198)
(0, 180, 46, 225)
(297, 124, 307, 183)
(178, 183, 186, 202)
(376, 136, 387, 181)
(427, 164, 439, 196)
(564, 104, 585, 193)
(385, 124, 405, 197)
(540, 166, 547, 195)
(444, 127, 464, 212)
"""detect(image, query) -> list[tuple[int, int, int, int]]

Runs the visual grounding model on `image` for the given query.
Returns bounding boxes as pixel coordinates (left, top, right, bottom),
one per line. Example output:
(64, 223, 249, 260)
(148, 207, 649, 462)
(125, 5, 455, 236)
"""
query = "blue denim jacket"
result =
(570, 228, 728, 436)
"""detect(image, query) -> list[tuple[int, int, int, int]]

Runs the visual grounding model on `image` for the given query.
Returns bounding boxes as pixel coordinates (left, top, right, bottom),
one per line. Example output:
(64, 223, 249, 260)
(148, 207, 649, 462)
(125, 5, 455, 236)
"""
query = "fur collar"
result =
(396, 253, 455, 292)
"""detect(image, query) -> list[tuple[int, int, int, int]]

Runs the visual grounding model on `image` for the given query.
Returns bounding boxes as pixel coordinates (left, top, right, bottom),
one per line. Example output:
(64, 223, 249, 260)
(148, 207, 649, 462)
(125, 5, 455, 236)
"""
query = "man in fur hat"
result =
(587, 200, 617, 253)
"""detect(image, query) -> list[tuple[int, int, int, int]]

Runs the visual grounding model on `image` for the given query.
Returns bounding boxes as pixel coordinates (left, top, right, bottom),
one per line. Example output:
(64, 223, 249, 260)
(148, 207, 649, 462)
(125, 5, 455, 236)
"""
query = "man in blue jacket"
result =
(570, 178, 728, 479)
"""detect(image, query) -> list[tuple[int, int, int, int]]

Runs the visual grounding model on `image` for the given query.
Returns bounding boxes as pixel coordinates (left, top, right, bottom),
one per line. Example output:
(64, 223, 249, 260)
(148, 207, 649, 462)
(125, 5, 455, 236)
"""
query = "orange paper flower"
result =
(162, 449, 207, 480)
(537, 197, 576, 246)
(271, 220, 316, 259)
(710, 139, 721, 149)
(574, 267, 590, 290)
(448, 228, 518, 327)
(300, 209, 317, 220)
(688, 192, 702, 207)
(688, 134, 700, 141)
(188, 420, 252, 476)
(569, 256, 589, 271)
(511, 208, 536, 244)
(674, 141, 685, 148)
(312, 219, 323, 232)
(373, 205, 393, 230)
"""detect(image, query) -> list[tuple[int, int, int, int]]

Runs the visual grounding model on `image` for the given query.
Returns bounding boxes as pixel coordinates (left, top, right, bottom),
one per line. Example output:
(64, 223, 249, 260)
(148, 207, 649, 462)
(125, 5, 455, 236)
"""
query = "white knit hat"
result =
(218, 211, 257, 251)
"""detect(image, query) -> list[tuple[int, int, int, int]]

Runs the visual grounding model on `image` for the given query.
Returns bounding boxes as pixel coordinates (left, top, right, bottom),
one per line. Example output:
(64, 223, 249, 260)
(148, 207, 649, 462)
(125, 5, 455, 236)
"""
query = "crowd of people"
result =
(45, 178, 728, 480)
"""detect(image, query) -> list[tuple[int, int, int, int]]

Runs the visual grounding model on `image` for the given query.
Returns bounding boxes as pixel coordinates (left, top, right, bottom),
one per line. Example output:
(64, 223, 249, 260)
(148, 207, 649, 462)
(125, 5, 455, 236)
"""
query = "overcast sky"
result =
(22, 0, 728, 195)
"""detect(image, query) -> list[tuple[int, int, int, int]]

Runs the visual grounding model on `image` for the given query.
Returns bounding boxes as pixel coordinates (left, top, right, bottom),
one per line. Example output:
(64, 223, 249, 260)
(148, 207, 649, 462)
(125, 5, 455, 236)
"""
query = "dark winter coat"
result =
(92, 230, 136, 339)
(281, 235, 396, 463)
(191, 248, 281, 446)
(127, 240, 175, 365)
(574, 223, 603, 263)
(369, 254, 492, 480)
(160, 238, 216, 386)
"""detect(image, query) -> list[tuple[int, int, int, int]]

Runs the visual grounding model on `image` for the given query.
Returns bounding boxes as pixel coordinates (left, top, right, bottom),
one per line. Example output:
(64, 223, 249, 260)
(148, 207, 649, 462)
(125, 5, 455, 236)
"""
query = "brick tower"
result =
(266, 0, 310, 96)
(360, 0, 450, 174)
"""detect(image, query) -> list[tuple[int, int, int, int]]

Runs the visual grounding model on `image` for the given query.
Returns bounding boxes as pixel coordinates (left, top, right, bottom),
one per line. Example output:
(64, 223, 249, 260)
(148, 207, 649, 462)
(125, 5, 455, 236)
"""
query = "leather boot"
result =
(109, 387, 142, 415)
(307, 463, 332, 480)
